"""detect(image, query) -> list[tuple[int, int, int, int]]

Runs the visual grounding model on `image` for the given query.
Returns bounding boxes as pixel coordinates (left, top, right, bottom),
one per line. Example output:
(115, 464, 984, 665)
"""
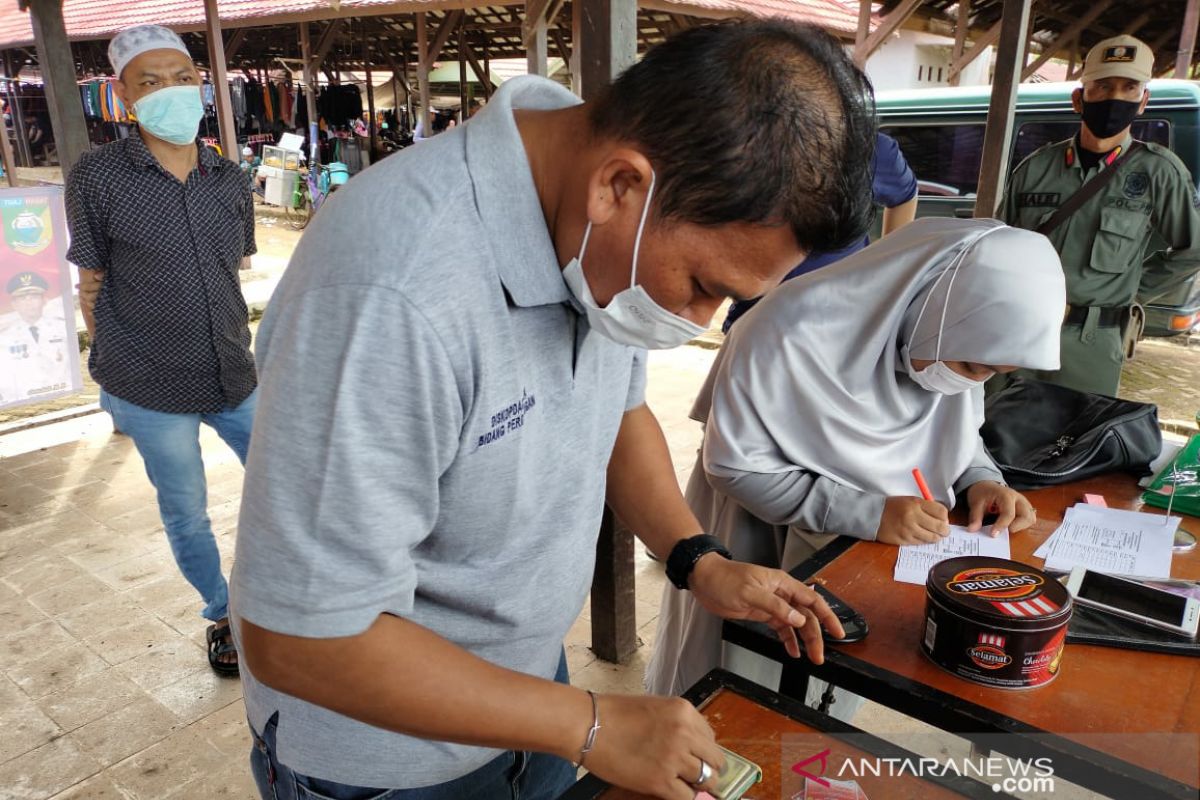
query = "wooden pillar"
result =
(573, 0, 639, 664)
(1066, 37, 1078, 80)
(417, 12, 432, 136)
(949, 0, 970, 87)
(4, 52, 33, 169)
(1177, 0, 1200, 79)
(366, 61, 376, 156)
(974, 0, 1032, 219)
(402, 43, 414, 133)
(26, 0, 90, 173)
(300, 23, 320, 166)
(2, 53, 27, 178)
(526, 17, 549, 76)
(457, 26, 468, 122)
(203, 0, 238, 160)
(0, 73, 15, 185)
(572, 0, 637, 100)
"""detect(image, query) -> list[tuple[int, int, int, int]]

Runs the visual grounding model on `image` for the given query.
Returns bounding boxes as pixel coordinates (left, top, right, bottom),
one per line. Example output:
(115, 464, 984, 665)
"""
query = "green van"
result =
(877, 79, 1200, 337)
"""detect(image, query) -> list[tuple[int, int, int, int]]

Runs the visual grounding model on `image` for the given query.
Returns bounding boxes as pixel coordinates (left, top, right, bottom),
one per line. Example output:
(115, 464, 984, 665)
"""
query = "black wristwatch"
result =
(666, 534, 732, 590)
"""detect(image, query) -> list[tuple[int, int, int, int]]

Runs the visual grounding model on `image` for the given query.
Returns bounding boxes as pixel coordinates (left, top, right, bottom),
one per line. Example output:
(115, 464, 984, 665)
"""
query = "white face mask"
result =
(561, 170, 707, 350)
(902, 346, 988, 395)
(902, 229, 999, 395)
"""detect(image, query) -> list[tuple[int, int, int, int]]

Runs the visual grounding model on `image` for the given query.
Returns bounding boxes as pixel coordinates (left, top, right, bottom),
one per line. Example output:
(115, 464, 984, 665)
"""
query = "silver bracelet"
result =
(576, 690, 601, 768)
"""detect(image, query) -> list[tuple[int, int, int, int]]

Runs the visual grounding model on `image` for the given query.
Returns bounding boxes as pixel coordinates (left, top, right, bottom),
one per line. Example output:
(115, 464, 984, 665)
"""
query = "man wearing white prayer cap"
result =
(64, 24, 258, 677)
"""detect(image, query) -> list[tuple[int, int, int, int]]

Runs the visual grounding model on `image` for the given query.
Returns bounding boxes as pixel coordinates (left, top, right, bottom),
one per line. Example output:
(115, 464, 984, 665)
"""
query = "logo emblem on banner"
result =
(4, 207, 53, 255)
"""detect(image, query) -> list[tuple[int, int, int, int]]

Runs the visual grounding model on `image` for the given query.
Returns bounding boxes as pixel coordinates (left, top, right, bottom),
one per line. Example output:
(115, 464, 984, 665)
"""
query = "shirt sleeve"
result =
(231, 283, 464, 638)
(871, 132, 919, 209)
(241, 180, 257, 257)
(953, 437, 1006, 497)
(1139, 154, 1200, 302)
(64, 157, 109, 272)
(705, 468, 884, 540)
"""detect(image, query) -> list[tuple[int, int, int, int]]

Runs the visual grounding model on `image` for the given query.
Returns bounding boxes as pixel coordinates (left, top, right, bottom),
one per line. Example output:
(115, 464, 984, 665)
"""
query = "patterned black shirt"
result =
(65, 132, 257, 413)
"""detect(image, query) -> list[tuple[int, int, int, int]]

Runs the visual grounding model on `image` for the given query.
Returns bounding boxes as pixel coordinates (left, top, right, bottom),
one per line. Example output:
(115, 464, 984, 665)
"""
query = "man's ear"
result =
(1070, 87, 1084, 115)
(586, 148, 654, 228)
(1138, 88, 1151, 115)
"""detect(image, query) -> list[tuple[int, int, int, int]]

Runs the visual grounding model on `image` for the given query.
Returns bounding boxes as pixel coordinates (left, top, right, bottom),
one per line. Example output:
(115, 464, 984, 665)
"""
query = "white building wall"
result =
(863, 29, 993, 92)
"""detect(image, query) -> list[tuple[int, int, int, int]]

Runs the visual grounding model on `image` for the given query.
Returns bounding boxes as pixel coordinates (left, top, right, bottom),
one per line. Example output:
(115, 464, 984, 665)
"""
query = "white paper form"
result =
(1036, 504, 1178, 578)
(893, 526, 1012, 585)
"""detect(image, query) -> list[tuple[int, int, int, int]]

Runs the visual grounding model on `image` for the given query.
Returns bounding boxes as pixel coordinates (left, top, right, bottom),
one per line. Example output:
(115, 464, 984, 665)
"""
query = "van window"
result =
(882, 124, 985, 197)
(1013, 119, 1170, 164)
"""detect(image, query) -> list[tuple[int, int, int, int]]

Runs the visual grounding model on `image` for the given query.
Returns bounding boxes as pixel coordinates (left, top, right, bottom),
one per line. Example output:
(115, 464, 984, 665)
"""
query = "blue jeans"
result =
(100, 388, 257, 622)
(248, 651, 578, 800)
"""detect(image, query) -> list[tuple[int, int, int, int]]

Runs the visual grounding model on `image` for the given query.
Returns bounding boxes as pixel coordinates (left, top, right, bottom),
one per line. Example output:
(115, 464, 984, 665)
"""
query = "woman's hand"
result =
(876, 496, 950, 545)
(966, 481, 1036, 533)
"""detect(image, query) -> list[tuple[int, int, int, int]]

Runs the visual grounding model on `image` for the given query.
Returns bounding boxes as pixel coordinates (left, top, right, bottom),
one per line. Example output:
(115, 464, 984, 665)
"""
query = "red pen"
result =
(912, 468, 934, 501)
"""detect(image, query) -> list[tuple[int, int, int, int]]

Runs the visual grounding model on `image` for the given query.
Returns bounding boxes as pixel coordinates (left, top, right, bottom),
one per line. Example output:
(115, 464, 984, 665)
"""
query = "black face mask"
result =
(1080, 98, 1142, 139)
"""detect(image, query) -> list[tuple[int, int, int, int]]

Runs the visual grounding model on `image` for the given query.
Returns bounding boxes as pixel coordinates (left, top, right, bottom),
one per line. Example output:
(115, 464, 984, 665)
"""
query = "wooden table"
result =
(723, 474, 1200, 799)
(559, 669, 1018, 799)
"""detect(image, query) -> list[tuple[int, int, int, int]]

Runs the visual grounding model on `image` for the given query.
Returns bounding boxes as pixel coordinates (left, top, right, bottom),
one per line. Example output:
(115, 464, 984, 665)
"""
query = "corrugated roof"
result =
(0, 1, 870, 50)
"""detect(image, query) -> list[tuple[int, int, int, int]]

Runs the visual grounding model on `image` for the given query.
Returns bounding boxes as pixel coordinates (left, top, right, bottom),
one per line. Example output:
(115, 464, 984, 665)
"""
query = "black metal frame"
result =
(720, 542, 1200, 800)
(557, 668, 1020, 799)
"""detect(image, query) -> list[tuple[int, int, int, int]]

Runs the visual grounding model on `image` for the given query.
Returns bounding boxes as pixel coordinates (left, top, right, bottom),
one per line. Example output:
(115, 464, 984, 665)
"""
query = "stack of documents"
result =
(1034, 505, 1178, 578)
(893, 526, 1011, 585)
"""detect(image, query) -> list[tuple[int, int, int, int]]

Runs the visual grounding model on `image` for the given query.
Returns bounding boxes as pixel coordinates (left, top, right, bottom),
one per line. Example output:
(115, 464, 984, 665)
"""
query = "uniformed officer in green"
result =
(1001, 34, 1200, 396)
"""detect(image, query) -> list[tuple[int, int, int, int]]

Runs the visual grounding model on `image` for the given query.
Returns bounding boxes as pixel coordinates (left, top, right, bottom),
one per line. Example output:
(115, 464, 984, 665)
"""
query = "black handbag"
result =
(980, 377, 1162, 490)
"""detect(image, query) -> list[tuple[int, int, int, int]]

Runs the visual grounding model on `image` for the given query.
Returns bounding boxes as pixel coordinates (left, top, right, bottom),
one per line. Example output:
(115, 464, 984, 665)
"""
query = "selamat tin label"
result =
(923, 557, 1072, 690)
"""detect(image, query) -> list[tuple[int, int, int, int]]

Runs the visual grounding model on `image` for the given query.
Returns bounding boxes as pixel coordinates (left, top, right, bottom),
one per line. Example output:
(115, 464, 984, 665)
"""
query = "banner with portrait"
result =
(0, 186, 81, 410)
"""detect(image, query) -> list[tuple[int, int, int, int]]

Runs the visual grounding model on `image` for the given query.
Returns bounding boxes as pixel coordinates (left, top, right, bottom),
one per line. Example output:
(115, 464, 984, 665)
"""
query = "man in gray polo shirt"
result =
(232, 20, 876, 800)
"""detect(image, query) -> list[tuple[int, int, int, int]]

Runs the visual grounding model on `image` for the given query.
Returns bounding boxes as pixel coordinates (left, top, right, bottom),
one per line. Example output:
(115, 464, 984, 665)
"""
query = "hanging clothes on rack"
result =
(230, 77, 247, 125)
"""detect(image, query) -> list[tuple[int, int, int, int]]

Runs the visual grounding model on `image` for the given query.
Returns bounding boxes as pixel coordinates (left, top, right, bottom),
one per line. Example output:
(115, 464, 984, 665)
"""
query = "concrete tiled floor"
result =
(0, 347, 720, 799)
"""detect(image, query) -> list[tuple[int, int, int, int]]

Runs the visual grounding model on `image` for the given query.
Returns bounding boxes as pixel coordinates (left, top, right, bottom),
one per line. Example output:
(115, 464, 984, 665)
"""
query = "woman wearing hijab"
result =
(645, 217, 1066, 702)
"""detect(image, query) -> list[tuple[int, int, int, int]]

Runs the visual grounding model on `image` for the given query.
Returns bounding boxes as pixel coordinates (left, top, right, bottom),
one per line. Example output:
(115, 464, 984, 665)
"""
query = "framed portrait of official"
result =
(0, 186, 81, 410)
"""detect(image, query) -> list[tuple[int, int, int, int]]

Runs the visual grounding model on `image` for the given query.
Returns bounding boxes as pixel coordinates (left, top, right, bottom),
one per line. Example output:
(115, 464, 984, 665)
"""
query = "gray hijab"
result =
(698, 217, 1065, 503)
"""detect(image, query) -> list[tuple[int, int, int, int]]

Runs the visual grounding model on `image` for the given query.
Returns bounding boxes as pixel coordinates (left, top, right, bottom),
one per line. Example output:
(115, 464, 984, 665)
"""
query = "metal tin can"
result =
(921, 556, 1072, 690)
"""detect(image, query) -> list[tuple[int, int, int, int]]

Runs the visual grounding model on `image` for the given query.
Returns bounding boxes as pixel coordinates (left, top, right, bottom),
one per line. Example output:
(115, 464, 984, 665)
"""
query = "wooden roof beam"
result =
(424, 10, 465, 68)
(854, 0, 923, 68)
(948, 17, 1001, 81)
(311, 19, 344, 72)
(1021, 0, 1113, 81)
(524, 0, 566, 46)
(461, 39, 495, 98)
(224, 27, 247, 61)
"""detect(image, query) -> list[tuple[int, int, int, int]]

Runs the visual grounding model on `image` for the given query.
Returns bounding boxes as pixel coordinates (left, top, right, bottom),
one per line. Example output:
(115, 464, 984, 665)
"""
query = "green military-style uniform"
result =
(1000, 133, 1200, 395)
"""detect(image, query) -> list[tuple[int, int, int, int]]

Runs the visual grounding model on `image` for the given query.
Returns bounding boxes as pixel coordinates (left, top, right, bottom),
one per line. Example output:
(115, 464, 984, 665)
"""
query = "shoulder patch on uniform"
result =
(1018, 192, 1060, 207)
(1123, 172, 1149, 199)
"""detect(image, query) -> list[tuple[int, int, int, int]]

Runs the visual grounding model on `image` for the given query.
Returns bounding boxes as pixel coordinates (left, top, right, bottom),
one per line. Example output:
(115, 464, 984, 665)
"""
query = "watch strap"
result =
(665, 534, 732, 590)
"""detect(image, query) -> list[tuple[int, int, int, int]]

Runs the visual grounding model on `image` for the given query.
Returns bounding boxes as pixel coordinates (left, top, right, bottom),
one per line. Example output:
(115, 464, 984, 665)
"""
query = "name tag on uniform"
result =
(1019, 192, 1060, 207)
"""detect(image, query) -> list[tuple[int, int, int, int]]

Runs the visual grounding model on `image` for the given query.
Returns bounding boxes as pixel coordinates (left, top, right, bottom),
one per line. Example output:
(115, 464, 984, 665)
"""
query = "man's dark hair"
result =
(589, 20, 876, 254)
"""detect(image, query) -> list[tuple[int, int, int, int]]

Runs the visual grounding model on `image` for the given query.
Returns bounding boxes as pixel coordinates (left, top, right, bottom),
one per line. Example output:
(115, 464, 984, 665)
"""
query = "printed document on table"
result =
(1036, 504, 1178, 578)
(893, 526, 1011, 585)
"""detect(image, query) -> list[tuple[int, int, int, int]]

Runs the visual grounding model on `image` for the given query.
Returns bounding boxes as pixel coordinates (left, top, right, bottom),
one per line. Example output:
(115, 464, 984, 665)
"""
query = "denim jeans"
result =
(249, 651, 578, 800)
(100, 388, 257, 622)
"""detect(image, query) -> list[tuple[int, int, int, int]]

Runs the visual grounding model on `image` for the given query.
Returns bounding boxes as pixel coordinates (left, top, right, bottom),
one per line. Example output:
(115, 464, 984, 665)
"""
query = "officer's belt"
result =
(1064, 305, 1126, 327)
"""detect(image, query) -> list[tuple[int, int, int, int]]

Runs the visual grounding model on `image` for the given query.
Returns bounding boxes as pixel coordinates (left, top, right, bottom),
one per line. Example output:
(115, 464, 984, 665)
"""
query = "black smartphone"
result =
(811, 583, 869, 643)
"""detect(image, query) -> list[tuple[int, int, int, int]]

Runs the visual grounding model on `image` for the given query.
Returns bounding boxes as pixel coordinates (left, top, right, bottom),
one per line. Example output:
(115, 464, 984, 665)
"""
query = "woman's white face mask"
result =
(902, 348, 991, 395)
(902, 229, 999, 396)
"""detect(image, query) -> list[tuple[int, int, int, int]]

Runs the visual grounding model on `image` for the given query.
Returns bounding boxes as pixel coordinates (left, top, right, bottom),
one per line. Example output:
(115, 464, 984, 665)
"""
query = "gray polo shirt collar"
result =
(465, 76, 579, 308)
